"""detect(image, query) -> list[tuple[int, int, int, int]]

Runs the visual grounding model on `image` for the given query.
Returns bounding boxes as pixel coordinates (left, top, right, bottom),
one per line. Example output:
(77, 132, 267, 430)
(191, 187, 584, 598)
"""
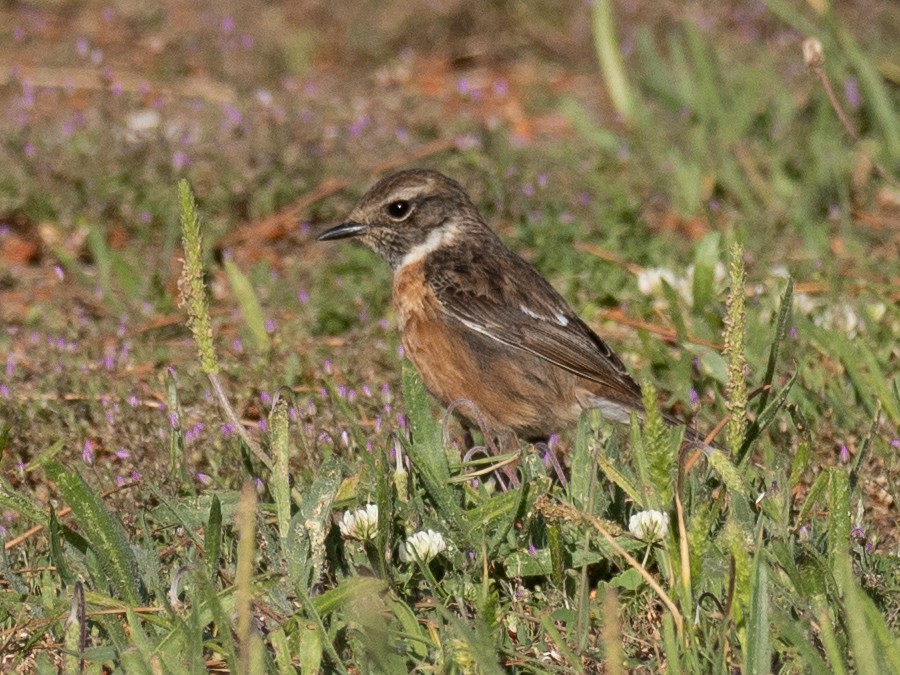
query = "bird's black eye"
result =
(386, 200, 411, 220)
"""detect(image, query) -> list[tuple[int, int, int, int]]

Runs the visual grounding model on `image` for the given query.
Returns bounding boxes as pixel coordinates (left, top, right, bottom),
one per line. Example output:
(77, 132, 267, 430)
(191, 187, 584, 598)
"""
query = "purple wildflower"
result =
(172, 151, 189, 170)
(839, 445, 850, 463)
(844, 78, 860, 110)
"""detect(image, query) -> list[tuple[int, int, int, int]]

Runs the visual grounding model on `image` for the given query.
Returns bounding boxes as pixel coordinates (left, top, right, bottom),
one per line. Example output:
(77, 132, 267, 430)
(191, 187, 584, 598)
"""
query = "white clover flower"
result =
(793, 292, 820, 316)
(636, 267, 680, 297)
(399, 529, 447, 563)
(123, 109, 161, 143)
(815, 304, 860, 337)
(338, 504, 378, 541)
(628, 510, 670, 542)
(636, 265, 717, 307)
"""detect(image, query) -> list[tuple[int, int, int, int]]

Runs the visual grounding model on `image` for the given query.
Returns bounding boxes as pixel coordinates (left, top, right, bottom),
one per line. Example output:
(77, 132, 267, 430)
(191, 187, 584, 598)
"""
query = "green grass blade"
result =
(193, 568, 239, 672)
(293, 623, 324, 675)
(813, 328, 900, 424)
(596, 453, 643, 508)
(462, 485, 528, 555)
(436, 603, 506, 675)
(45, 461, 142, 605)
(660, 280, 689, 343)
(124, 607, 156, 672)
(400, 365, 472, 548)
(569, 411, 593, 510)
(684, 21, 725, 124)
(540, 613, 585, 674)
(558, 98, 621, 151)
(740, 370, 797, 461)
(401, 364, 450, 483)
(547, 523, 566, 591)
(859, 585, 900, 674)
(223, 258, 271, 353)
(591, 0, 634, 125)
(661, 612, 680, 673)
(374, 440, 394, 579)
(755, 277, 793, 416)
(49, 507, 74, 587)
(759, 0, 819, 36)
(835, 26, 900, 158)
(827, 468, 851, 592)
(843, 581, 881, 675)
(86, 223, 112, 298)
(0, 474, 49, 526)
(166, 367, 185, 481)
(770, 610, 830, 673)
(24, 438, 65, 472)
(797, 470, 829, 525)
(745, 551, 771, 675)
(269, 393, 292, 543)
(312, 575, 387, 617)
(204, 494, 222, 581)
(692, 231, 721, 314)
(813, 595, 848, 675)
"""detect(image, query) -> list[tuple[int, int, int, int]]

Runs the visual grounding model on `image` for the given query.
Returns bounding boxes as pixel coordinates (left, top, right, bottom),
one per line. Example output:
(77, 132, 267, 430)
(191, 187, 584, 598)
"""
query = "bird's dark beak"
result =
(316, 221, 366, 241)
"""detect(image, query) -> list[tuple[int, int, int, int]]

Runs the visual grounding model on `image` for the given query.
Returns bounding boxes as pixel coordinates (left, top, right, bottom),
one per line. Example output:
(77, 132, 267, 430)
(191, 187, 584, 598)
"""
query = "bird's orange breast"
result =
(393, 258, 487, 413)
(392, 259, 582, 438)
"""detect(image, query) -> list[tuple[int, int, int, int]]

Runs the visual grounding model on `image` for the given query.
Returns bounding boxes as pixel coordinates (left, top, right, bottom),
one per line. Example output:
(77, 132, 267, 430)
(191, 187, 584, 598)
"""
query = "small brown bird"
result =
(318, 169, 704, 445)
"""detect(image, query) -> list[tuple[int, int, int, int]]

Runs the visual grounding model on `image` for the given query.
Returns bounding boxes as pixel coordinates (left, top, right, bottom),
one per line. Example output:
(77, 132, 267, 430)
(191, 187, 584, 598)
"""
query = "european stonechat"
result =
(318, 169, 705, 445)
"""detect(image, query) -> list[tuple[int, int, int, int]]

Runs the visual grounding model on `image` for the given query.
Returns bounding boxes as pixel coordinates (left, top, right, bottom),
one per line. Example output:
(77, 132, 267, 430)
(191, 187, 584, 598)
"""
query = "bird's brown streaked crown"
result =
(317, 169, 708, 446)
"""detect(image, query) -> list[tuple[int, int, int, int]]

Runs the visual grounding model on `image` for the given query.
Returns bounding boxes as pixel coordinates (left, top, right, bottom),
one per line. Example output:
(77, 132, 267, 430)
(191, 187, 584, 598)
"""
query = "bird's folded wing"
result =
(428, 261, 641, 404)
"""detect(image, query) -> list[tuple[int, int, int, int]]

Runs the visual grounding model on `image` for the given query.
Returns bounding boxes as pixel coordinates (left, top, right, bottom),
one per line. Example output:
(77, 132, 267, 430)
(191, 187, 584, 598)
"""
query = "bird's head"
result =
(317, 169, 484, 269)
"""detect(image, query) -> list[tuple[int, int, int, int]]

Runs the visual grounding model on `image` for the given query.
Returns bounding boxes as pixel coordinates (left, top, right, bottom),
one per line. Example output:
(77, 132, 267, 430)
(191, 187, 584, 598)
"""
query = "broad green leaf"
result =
(745, 552, 770, 675)
(313, 575, 387, 616)
(827, 469, 851, 592)
(45, 461, 142, 605)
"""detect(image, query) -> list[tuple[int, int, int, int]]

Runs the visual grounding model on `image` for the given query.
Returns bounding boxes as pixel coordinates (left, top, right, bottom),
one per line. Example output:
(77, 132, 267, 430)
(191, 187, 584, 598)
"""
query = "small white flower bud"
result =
(802, 38, 825, 69)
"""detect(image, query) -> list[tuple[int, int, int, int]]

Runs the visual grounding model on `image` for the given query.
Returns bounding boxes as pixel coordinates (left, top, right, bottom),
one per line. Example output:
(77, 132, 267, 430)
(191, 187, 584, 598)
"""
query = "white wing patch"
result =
(457, 316, 502, 343)
(519, 304, 570, 326)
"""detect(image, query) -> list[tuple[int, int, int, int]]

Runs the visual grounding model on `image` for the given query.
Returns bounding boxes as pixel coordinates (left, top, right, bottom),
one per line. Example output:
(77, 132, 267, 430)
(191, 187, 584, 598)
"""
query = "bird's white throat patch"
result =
(398, 224, 461, 268)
